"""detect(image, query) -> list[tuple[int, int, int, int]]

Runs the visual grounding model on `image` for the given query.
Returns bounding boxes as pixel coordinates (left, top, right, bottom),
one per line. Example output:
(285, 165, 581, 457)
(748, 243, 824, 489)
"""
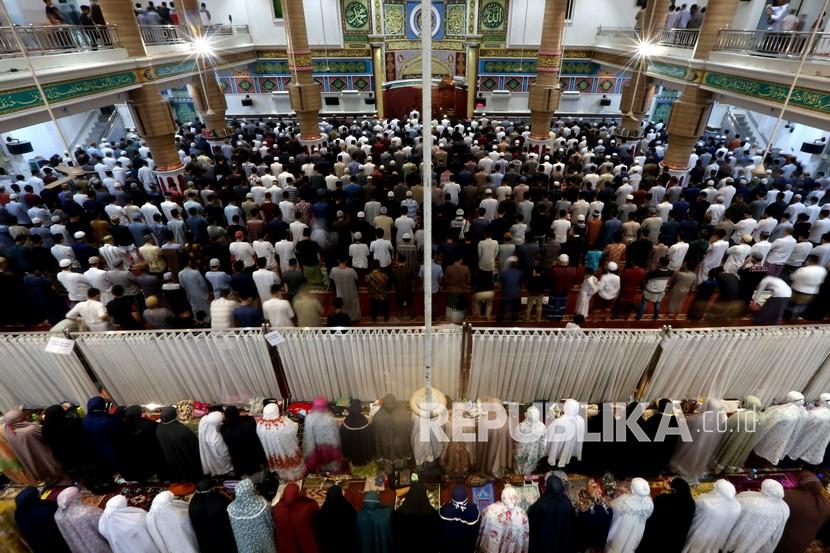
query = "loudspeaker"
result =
(6, 140, 33, 155)
(241, 97, 253, 107)
(365, 97, 376, 105)
(801, 141, 825, 155)
(599, 98, 612, 106)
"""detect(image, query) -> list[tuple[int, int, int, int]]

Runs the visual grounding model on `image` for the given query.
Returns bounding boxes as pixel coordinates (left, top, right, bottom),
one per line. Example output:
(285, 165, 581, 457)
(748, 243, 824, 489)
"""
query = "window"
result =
(565, 0, 575, 21)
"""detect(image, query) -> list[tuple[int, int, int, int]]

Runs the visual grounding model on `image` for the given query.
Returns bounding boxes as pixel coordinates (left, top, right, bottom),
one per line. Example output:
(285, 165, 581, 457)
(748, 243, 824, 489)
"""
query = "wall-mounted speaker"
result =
(241, 97, 254, 107)
(599, 98, 612, 106)
(801, 141, 826, 155)
(5, 140, 33, 155)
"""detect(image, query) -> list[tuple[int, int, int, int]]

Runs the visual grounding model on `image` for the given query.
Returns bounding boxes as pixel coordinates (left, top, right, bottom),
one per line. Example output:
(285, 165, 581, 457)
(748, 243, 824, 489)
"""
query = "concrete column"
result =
(466, 37, 482, 120)
(663, 0, 739, 171)
(617, 0, 668, 136)
(175, 0, 201, 31)
(189, 71, 234, 141)
(281, 0, 323, 142)
(528, 0, 566, 141)
(128, 84, 185, 192)
(369, 39, 386, 119)
(662, 85, 712, 171)
(99, 0, 146, 57)
(692, 0, 740, 59)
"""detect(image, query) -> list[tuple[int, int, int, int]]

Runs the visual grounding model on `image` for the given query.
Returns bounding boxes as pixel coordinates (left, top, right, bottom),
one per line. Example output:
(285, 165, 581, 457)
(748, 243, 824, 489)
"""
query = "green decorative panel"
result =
(703, 72, 830, 116)
(343, 0, 370, 43)
(648, 62, 689, 81)
(445, 3, 465, 36)
(478, 0, 507, 43)
(0, 71, 137, 116)
(384, 3, 406, 36)
(155, 60, 198, 79)
(272, 0, 283, 18)
(344, 0, 370, 29)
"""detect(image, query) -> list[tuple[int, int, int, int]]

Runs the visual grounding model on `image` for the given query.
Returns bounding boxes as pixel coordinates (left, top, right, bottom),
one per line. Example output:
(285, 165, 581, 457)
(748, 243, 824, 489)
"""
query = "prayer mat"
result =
(98, 484, 169, 511)
(0, 498, 29, 553)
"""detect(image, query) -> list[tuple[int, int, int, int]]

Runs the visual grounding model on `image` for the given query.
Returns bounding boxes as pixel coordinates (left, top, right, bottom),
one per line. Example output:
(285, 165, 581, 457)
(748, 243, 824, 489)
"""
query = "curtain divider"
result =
(261, 323, 291, 400)
(460, 322, 473, 399)
(66, 330, 108, 399)
(634, 325, 671, 401)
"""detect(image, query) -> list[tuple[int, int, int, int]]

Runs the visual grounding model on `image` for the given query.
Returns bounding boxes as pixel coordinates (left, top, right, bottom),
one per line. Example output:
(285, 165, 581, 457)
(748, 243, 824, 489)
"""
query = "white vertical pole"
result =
(421, 0, 433, 405)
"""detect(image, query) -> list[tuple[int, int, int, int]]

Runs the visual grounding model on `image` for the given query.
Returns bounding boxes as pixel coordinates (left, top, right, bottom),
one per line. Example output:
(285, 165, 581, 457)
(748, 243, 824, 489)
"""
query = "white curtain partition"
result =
(0, 334, 97, 410)
(468, 328, 662, 403)
(275, 327, 462, 401)
(643, 326, 830, 405)
(75, 330, 280, 405)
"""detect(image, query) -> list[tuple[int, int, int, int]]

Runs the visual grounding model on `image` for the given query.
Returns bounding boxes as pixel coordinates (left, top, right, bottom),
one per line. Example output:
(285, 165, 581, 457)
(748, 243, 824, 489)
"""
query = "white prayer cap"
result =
(406, 190, 413, 197)
(357, 211, 365, 218)
(607, 261, 618, 271)
(558, 254, 569, 264)
(31, 217, 41, 225)
(631, 478, 650, 497)
(626, 194, 634, 200)
(456, 209, 464, 216)
(576, 214, 585, 222)
(51, 215, 61, 223)
(209, 258, 220, 267)
(354, 232, 362, 240)
(484, 188, 492, 194)
(89, 256, 99, 265)
(380, 207, 387, 214)
(59, 259, 72, 268)
(402, 232, 412, 239)
(73, 231, 86, 240)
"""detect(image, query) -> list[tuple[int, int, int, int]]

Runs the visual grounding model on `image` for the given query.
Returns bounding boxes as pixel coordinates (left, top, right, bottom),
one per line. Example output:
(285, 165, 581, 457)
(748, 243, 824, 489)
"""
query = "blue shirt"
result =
(233, 304, 262, 327)
(500, 267, 523, 299)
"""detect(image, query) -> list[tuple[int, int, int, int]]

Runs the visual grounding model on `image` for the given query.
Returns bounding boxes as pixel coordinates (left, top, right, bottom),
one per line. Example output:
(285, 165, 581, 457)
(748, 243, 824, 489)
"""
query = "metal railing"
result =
(595, 26, 638, 37)
(138, 24, 189, 45)
(206, 24, 250, 36)
(714, 29, 830, 61)
(0, 24, 120, 57)
(139, 24, 250, 45)
(596, 26, 699, 49)
(656, 28, 699, 49)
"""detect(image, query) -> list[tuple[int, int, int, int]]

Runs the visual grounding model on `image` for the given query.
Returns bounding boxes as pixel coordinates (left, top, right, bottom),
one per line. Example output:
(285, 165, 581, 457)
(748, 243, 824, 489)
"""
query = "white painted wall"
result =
(731, 0, 766, 29)
(478, 91, 622, 114)
(0, 110, 95, 175)
(204, 0, 342, 46)
(508, 0, 637, 47)
(224, 92, 376, 115)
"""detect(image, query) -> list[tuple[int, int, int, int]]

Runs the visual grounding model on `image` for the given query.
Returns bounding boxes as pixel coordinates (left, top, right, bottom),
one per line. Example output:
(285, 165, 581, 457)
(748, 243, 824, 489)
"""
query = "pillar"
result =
(128, 84, 185, 193)
(528, 0, 566, 142)
(192, 62, 234, 142)
(663, 0, 739, 171)
(174, 0, 201, 32)
(281, 0, 323, 143)
(369, 39, 386, 119)
(465, 37, 482, 119)
(618, 0, 668, 137)
(99, 0, 146, 56)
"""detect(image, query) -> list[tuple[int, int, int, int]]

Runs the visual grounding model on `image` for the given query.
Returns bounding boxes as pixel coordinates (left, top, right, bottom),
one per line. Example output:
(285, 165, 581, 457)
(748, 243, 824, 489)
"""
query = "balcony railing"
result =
(656, 28, 699, 49)
(139, 24, 250, 46)
(206, 24, 250, 36)
(139, 24, 189, 45)
(714, 29, 830, 61)
(0, 24, 120, 58)
(595, 26, 638, 38)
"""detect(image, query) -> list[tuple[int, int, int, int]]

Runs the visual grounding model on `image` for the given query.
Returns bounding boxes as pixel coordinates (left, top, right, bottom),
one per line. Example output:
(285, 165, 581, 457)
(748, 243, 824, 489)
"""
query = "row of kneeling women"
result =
(10, 473, 830, 553)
